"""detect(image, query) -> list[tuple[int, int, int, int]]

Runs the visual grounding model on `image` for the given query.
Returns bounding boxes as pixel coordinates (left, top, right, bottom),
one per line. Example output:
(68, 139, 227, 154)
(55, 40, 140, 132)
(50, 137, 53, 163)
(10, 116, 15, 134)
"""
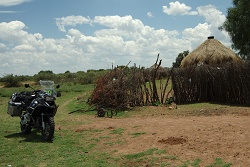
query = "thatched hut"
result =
(180, 36, 242, 67)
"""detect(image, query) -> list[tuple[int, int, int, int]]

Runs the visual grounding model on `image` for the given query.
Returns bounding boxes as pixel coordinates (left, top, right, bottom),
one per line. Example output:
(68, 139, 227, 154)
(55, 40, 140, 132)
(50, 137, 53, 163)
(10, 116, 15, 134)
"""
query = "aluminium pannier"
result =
(7, 101, 23, 117)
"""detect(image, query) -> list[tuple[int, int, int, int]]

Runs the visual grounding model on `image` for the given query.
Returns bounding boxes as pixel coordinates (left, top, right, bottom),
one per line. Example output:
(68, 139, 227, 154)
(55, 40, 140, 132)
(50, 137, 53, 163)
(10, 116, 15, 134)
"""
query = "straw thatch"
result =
(180, 36, 242, 67)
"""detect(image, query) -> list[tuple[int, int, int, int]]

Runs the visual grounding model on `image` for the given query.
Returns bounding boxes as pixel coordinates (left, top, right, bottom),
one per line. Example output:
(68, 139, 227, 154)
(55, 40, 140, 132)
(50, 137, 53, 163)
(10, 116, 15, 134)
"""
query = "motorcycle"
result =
(7, 80, 61, 141)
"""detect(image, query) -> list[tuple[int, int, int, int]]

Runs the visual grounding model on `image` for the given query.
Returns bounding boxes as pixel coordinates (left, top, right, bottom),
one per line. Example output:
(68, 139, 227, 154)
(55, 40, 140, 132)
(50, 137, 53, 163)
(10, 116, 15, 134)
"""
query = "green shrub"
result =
(1, 74, 21, 87)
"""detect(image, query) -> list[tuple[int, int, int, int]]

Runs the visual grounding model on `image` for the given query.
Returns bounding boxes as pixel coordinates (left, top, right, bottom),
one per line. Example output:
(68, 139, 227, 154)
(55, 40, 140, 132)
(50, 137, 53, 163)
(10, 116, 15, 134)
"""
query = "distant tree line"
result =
(0, 69, 110, 87)
(0, 66, 170, 88)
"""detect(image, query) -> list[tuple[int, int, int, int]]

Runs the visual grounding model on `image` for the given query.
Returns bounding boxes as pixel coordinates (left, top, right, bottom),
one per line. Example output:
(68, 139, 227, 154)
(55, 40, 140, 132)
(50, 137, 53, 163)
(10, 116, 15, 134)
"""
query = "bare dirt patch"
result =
(72, 105, 250, 166)
(158, 137, 187, 145)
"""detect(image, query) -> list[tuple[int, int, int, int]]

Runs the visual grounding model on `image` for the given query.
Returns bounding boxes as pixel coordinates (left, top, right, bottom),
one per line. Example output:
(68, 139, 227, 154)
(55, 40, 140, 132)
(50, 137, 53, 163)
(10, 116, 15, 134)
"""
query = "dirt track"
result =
(73, 106, 250, 166)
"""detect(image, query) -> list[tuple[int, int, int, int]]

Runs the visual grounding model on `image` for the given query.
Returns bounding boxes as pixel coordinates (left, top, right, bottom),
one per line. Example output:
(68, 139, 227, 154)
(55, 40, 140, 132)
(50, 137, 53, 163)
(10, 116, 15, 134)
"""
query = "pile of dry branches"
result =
(89, 54, 172, 110)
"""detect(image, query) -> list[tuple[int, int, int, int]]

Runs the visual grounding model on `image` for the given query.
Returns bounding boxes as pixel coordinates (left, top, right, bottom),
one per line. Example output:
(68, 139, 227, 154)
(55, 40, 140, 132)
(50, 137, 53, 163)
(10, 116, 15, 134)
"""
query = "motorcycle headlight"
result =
(45, 96, 55, 101)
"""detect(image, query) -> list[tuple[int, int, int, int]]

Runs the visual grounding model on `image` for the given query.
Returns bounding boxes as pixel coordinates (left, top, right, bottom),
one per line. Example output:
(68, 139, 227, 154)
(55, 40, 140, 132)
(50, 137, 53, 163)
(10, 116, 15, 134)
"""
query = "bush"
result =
(1, 74, 21, 87)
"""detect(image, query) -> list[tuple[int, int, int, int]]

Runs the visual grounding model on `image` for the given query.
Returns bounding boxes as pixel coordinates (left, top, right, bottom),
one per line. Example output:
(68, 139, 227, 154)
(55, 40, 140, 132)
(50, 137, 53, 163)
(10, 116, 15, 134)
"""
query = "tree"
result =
(221, 0, 250, 59)
(172, 50, 189, 68)
(33, 70, 55, 82)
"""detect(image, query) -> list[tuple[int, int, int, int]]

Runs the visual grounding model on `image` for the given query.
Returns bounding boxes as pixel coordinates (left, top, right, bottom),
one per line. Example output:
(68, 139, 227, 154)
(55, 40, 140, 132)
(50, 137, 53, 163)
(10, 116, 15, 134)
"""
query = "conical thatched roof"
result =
(180, 36, 242, 67)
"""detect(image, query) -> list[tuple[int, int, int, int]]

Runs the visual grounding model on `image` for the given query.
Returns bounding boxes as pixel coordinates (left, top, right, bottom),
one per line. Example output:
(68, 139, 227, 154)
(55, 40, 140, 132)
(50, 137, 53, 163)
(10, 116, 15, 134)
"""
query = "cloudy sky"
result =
(0, 0, 233, 76)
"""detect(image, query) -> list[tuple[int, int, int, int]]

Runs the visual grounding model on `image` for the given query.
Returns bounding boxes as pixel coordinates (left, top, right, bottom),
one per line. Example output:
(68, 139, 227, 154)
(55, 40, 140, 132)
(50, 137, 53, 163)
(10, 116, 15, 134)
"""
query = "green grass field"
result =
(0, 83, 232, 167)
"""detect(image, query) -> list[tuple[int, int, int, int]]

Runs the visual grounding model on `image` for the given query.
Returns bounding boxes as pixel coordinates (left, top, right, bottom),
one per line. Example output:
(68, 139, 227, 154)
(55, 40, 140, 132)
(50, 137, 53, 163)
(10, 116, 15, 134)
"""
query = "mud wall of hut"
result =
(171, 62, 250, 105)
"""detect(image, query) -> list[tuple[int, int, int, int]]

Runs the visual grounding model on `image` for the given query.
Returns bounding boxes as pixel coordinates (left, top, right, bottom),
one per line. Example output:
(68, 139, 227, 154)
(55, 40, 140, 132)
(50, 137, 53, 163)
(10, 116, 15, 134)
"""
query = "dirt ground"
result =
(73, 106, 250, 166)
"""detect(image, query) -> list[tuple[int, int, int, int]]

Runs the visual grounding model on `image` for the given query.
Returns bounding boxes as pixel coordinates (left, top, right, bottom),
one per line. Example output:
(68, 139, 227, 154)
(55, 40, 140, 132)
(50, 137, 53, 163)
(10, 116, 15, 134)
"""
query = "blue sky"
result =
(0, 0, 233, 76)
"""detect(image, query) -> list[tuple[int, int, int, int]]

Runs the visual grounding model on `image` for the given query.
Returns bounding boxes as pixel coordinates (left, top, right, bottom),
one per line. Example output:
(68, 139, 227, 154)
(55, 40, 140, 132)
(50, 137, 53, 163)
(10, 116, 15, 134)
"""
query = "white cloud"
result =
(0, 21, 28, 43)
(55, 15, 92, 32)
(197, 5, 226, 27)
(147, 12, 153, 18)
(161, 3, 230, 49)
(0, 7, 231, 76)
(188, 5, 230, 47)
(183, 23, 211, 49)
(0, 11, 19, 13)
(94, 15, 145, 32)
(14, 44, 35, 51)
(163, 1, 197, 16)
(0, 0, 31, 6)
(0, 43, 7, 52)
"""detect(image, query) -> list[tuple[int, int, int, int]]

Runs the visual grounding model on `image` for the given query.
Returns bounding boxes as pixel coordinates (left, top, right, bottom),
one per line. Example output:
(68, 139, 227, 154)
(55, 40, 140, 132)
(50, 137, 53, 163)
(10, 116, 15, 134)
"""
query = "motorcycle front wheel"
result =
(20, 116, 32, 134)
(41, 116, 55, 141)
(21, 124, 32, 134)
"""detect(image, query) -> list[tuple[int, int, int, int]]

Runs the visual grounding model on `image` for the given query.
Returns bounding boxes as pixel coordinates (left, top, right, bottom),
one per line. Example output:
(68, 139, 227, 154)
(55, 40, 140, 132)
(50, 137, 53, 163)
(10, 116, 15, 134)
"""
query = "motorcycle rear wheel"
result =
(41, 116, 55, 141)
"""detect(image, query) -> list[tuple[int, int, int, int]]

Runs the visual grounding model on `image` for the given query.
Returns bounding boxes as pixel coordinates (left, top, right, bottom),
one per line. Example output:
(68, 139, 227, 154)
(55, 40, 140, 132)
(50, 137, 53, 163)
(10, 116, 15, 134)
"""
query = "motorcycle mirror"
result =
(24, 84, 30, 88)
(56, 85, 60, 89)
(57, 92, 61, 97)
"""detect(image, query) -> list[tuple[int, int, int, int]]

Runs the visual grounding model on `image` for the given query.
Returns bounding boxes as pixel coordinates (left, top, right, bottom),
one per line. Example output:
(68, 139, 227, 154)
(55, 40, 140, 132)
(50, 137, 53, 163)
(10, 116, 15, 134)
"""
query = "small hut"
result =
(172, 36, 248, 104)
(180, 36, 242, 67)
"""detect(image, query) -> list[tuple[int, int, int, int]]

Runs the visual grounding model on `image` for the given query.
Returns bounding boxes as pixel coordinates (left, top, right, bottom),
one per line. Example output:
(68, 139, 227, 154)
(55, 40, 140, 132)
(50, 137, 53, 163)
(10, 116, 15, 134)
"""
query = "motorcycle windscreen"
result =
(39, 80, 55, 96)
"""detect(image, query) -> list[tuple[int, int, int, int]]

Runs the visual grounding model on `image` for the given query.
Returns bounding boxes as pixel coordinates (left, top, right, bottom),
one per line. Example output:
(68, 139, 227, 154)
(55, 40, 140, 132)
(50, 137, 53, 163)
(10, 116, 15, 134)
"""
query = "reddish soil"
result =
(73, 106, 250, 166)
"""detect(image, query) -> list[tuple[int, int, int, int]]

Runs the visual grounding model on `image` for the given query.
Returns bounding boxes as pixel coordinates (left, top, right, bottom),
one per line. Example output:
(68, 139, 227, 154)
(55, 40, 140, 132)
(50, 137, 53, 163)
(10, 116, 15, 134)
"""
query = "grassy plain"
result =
(0, 83, 234, 166)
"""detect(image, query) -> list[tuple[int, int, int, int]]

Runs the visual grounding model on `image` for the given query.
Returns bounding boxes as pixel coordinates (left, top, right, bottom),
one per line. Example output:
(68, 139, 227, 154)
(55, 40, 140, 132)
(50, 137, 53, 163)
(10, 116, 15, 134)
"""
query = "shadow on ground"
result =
(4, 130, 53, 143)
